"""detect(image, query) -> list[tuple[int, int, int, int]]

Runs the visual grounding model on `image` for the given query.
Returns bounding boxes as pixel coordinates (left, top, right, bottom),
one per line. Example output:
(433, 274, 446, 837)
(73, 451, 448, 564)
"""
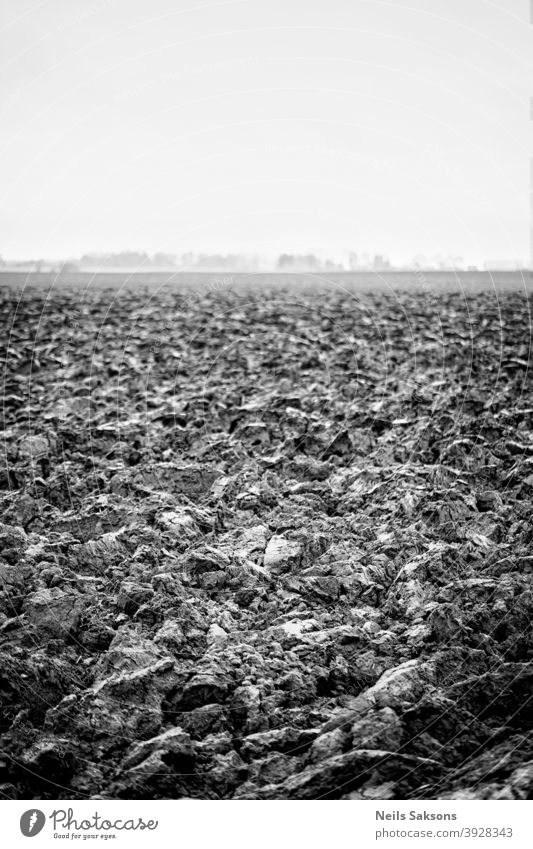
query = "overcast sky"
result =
(0, 0, 530, 264)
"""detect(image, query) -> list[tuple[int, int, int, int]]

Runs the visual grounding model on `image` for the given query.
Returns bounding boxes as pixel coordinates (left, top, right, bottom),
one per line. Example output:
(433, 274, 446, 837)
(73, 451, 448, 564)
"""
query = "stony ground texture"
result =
(1, 282, 532, 800)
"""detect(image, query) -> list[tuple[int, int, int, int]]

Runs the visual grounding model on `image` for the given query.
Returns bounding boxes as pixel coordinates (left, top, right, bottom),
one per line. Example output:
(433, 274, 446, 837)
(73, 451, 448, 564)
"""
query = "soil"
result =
(0, 282, 532, 800)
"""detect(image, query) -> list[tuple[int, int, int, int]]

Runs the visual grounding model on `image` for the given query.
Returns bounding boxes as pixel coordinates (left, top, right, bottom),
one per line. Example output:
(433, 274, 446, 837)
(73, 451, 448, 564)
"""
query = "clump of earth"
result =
(0, 282, 532, 800)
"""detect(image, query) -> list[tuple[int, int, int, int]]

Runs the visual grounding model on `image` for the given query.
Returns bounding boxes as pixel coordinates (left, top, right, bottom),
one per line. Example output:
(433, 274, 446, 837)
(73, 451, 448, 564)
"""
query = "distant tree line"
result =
(1, 252, 486, 272)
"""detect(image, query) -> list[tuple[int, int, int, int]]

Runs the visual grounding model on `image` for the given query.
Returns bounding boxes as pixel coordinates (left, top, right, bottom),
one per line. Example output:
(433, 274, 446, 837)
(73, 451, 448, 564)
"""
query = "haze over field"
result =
(0, 0, 530, 267)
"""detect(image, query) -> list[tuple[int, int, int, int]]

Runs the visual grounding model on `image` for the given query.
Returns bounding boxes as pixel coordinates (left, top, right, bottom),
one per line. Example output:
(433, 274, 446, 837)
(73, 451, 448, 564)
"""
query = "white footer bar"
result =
(3, 800, 531, 848)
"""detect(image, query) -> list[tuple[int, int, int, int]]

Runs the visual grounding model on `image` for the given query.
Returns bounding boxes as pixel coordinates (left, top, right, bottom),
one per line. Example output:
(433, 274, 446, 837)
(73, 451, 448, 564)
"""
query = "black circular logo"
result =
(20, 810, 46, 837)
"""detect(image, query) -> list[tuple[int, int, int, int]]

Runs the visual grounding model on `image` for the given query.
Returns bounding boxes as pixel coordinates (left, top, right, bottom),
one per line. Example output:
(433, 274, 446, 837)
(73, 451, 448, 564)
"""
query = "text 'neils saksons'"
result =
(376, 811, 458, 821)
